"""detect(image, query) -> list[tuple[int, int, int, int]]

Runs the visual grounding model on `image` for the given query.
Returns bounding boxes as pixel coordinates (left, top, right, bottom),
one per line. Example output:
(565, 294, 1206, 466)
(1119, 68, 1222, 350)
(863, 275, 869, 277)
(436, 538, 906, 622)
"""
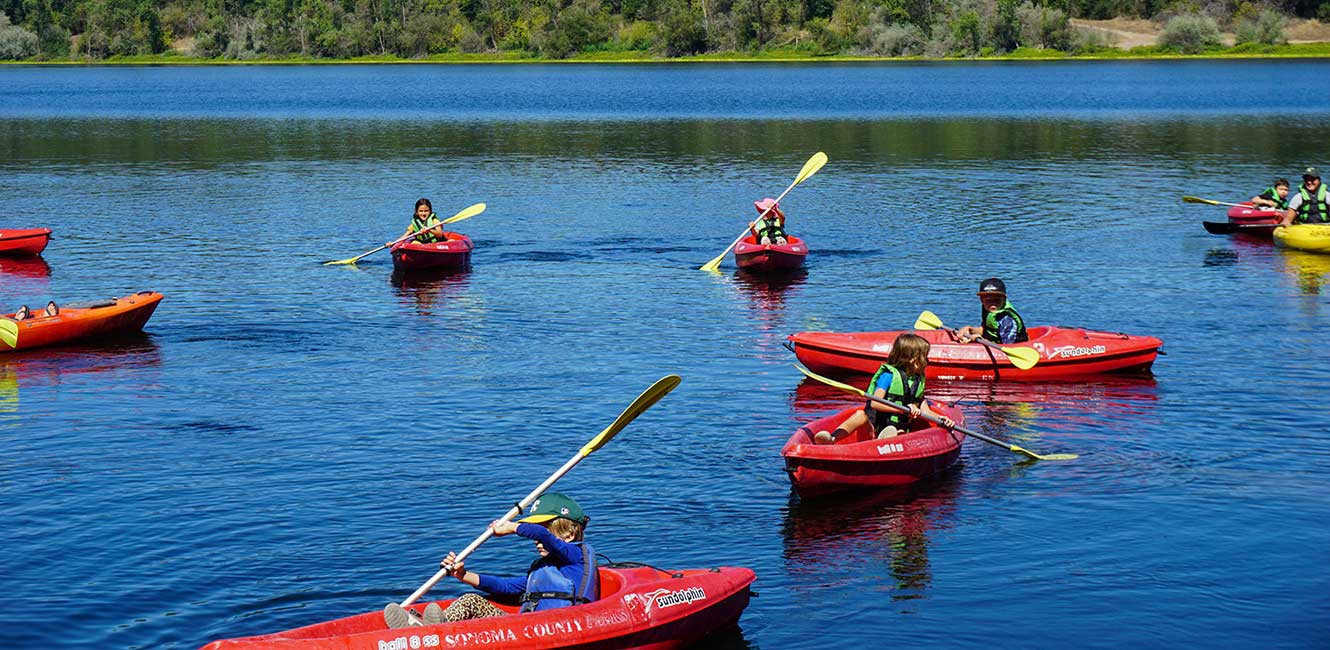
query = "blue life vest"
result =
(519, 542, 598, 613)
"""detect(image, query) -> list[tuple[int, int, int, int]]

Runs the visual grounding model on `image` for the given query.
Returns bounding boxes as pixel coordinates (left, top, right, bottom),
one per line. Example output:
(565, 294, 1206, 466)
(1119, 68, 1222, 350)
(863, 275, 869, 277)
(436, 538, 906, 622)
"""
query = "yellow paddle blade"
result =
(699, 253, 726, 273)
(441, 202, 485, 225)
(1182, 196, 1220, 206)
(1012, 445, 1079, 461)
(322, 255, 362, 266)
(793, 151, 828, 186)
(913, 310, 944, 330)
(794, 364, 865, 397)
(579, 375, 682, 457)
(0, 320, 17, 349)
(1001, 346, 1041, 370)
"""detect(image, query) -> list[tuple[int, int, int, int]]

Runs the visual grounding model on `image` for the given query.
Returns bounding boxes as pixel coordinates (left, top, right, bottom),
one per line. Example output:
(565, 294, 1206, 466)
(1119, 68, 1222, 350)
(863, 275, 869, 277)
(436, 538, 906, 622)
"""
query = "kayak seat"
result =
(597, 566, 625, 599)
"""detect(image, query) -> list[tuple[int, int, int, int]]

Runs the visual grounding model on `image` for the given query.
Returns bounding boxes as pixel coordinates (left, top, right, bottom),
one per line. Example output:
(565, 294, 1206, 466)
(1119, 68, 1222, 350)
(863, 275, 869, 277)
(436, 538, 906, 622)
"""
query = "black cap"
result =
(1303, 167, 1320, 180)
(977, 278, 1007, 296)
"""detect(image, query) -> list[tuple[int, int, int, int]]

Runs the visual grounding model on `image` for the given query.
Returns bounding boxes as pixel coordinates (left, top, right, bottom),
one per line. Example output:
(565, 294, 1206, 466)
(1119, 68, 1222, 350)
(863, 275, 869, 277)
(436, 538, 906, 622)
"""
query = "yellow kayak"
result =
(1273, 224, 1330, 254)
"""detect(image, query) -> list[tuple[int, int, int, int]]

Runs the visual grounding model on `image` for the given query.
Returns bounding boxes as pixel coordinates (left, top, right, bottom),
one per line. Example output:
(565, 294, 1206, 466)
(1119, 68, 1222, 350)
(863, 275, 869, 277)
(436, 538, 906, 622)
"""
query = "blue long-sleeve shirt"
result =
(474, 523, 586, 597)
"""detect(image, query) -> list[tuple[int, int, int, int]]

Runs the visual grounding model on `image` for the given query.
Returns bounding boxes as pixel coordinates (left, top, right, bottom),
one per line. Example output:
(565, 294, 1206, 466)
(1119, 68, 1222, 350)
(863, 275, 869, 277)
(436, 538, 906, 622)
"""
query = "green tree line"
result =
(0, 0, 1325, 60)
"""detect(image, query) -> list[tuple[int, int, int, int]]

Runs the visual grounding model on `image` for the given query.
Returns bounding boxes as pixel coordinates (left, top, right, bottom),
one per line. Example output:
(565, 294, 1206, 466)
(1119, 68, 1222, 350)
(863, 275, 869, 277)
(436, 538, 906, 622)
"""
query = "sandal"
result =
(43, 301, 59, 317)
(13, 305, 30, 321)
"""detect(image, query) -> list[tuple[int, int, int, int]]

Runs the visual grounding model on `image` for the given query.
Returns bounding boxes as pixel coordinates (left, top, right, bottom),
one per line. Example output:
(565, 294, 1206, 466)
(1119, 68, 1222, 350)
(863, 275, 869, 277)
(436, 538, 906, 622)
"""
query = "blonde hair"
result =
(886, 333, 930, 377)
(548, 517, 585, 542)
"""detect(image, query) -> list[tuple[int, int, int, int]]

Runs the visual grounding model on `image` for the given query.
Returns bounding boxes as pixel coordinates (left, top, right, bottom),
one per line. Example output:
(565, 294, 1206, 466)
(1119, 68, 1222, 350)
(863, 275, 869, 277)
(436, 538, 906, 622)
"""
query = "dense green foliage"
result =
(0, 0, 1323, 60)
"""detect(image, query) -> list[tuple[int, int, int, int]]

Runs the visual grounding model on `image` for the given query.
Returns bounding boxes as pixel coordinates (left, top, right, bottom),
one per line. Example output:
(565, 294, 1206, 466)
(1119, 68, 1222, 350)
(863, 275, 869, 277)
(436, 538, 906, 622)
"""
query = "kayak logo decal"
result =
(642, 587, 707, 613)
(876, 442, 905, 455)
(1046, 344, 1106, 359)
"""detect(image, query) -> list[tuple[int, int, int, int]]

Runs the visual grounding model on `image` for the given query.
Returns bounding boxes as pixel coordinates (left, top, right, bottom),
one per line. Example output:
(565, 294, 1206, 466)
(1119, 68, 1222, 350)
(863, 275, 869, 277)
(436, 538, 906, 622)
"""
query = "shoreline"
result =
(4, 43, 1330, 66)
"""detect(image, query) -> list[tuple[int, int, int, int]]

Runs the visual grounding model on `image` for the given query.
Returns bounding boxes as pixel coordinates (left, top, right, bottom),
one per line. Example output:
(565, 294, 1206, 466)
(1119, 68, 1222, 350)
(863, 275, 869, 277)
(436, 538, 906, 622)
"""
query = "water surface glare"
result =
(0, 62, 1328, 649)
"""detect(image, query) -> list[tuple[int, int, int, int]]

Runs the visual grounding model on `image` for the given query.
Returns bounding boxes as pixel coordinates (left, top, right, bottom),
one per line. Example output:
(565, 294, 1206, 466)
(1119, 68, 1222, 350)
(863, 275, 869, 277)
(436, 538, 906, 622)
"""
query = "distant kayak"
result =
(734, 235, 807, 272)
(0, 228, 52, 256)
(782, 402, 966, 497)
(1273, 224, 1330, 254)
(2, 292, 162, 352)
(391, 232, 473, 271)
(788, 326, 1163, 381)
(199, 563, 755, 650)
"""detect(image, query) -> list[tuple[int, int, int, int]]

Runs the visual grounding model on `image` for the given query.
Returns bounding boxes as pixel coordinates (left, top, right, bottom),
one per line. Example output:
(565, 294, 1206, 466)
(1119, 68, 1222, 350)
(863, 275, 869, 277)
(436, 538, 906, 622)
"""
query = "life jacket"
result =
(1296, 185, 1330, 224)
(751, 202, 787, 242)
(409, 213, 443, 243)
(867, 362, 925, 431)
(1261, 186, 1288, 210)
(982, 300, 1029, 343)
(518, 542, 598, 613)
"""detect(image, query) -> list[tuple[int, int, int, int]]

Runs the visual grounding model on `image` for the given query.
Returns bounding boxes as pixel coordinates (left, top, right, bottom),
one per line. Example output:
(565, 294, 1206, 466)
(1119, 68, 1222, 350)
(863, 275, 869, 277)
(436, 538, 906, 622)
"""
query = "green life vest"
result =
(409, 213, 443, 243)
(1262, 186, 1288, 210)
(1296, 185, 1330, 224)
(755, 215, 786, 241)
(867, 362, 925, 431)
(982, 300, 1029, 344)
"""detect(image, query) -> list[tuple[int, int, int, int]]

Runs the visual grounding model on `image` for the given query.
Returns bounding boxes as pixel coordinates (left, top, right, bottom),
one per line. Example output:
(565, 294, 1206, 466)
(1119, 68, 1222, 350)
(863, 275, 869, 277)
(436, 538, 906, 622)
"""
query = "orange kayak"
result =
(2, 292, 162, 352)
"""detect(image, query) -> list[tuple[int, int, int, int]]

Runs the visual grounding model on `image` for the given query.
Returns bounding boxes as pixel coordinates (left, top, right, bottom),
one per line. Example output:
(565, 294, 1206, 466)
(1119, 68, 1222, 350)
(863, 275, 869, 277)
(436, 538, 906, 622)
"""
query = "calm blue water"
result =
(1, 62, 1328, 650)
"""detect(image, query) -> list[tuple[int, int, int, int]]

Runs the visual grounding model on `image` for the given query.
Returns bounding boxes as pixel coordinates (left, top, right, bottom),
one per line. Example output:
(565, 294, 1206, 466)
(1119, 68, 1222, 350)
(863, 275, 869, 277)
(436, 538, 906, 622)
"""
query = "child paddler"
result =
(955, 277, 1029, 345)
(749, 198, 789, 246)
(384, 492, 598, 628)
(814, 333, 953, 444)
(1251, 179, 1290, 211)
(392, 197, 445, 246)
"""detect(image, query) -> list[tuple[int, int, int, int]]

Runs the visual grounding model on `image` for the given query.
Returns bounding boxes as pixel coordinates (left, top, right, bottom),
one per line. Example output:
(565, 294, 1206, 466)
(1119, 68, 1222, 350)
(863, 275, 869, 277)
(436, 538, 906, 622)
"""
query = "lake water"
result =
(1, 61, 1328, 649)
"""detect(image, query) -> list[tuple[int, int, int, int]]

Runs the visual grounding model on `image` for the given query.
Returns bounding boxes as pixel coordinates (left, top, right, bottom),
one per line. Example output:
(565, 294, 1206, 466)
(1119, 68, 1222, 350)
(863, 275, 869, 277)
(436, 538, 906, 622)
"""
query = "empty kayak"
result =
(734, 235, 807, 272)
(0, 228, 51, 256)
(782, 402, 966, 497)
(1274, 224, 1330, 254)
(788, 326, 1163, 381)
(2, 292, 162, 352)
(199, 563, 755, 650)
(391, 233, 473, 271)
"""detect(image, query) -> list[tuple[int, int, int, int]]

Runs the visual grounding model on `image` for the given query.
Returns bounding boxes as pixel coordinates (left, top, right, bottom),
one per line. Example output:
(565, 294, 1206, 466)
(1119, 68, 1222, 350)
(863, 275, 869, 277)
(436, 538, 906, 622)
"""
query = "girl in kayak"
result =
(1251, 179, 1289, 210)
(956, 277, 1028, 344)
(393, 198, 445, 246)
(814, 333, 952, 443)
(384, 492, 597, 628)
(750, 198, 789, 246)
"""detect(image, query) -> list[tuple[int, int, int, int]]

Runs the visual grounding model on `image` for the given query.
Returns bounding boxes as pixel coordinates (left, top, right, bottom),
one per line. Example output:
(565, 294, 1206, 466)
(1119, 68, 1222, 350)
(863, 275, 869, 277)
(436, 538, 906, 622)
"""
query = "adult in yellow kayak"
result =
(955, 278, 1029, 345)
(1251, 178, 1289, 210)
(1281, 168, 1329, 227)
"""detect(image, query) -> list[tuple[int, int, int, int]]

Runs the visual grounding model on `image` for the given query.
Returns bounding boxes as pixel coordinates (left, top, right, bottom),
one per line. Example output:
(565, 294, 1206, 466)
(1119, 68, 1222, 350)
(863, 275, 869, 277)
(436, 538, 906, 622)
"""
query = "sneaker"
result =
(876, 426, 901, 440)
(13, 306, 30, 321)
(813, 430, 833, 444)
(422, 603, 444, 625)
(43, 301, 58, 317)
(383, 603, 424, 629)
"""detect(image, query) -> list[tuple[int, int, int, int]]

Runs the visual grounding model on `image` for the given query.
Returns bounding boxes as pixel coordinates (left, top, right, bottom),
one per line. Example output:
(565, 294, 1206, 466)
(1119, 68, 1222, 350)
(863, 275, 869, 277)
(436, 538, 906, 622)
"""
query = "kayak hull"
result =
(199, 564, 755, 650)
(734, 235, 807, 272)
(392, 233, 473, 271)
(1274, 224, 1330, 254)
(788, 325, 1163, 381)
(0, 228, 52, 256)
(782, 403, 965, 497)
(3, 291, 162, 352)
(1220, 204, 1280, 236)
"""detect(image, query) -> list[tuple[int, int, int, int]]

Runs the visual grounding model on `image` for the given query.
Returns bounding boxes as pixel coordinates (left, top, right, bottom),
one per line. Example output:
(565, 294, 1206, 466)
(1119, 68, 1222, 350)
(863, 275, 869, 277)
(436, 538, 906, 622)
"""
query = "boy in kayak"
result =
(955, 278, 1029, 344)
(384, 492, 597, 628)
(814, 333, 953, 443)
(1251, 179, 1290, 210)
(392, 198, 445, 246)
(1281, 168, 1329, 226)
(750, 198, 789, 246)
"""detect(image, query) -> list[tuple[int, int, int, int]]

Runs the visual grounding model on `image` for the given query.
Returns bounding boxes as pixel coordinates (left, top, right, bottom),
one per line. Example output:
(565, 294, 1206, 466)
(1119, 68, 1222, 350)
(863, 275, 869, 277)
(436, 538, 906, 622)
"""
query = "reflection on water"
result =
(390, 267, 473, 316)
(1278, 249, 1330, 296)
(0, 335, 163, 387)
(0, 256, 51, 280)
(782, 476, 963, 605)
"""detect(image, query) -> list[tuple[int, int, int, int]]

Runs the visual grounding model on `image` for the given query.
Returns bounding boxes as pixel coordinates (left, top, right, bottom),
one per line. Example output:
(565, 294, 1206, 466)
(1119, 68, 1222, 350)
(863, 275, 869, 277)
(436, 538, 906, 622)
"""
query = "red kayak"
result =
(392, 233, 473, 271)
(2, 292, 162, 352)
(734, 235, 807, 272)
(0, 228, 52, 256)
(782, 402, 966, 497)
(788, 326, 1163, 381)
(200, 564, 755, 650)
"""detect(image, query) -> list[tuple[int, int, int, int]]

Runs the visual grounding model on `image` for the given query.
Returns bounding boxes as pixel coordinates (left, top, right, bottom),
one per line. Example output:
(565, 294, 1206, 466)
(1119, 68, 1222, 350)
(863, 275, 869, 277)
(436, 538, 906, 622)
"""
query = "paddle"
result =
(700, 152, 827, 272)
(795, 364, 1077, 461)
(323, 203, 486, 266)
(0, 319, 16, 349)
(393, 374, 682, 616)
(913, 310, 1040, 370)
(1182, 196, 1260, 209)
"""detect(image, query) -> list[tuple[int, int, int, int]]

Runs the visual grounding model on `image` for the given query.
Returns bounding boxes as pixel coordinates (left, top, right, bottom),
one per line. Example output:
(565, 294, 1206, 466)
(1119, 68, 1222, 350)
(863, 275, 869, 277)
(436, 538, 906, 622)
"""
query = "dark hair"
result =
(886, 333, 930, 377)
(1275, 179, 1289, 188)
(415, 198, 432, 212)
